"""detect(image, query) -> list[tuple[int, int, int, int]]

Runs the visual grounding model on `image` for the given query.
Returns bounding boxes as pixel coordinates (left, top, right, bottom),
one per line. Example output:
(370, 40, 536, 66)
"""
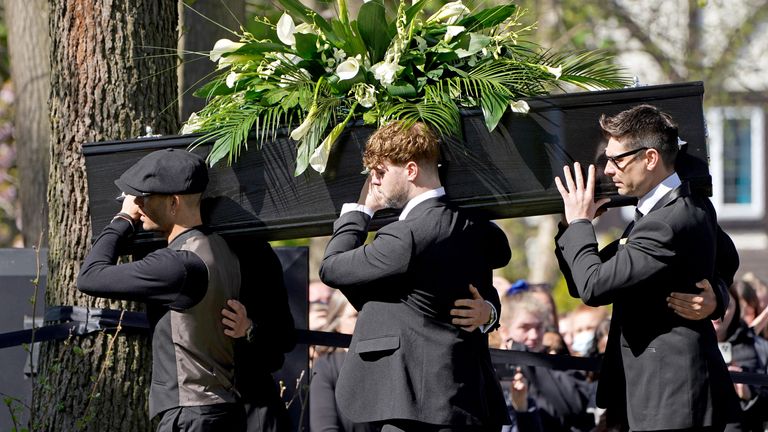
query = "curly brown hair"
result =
(362, 121, 440, 170)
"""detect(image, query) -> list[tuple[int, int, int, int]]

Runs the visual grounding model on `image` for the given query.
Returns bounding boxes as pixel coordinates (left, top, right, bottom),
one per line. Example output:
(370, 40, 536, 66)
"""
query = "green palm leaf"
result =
(381, 87, 462, 138)
(540, 50, 632, 90)
(192, 104, 265, 167)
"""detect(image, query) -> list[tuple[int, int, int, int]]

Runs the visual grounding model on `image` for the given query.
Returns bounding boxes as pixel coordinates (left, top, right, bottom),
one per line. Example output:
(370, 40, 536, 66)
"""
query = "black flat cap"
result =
(115, 148, 208, 196)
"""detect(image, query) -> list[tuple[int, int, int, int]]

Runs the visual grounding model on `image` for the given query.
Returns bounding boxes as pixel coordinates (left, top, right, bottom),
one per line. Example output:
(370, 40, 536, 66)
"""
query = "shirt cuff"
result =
(479, 301, 497, 333)
(341, 203, 375, 218)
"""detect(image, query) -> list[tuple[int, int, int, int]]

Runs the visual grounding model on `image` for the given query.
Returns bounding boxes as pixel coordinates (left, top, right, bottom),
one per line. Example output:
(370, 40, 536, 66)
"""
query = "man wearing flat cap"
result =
(78, 148, 295, 432)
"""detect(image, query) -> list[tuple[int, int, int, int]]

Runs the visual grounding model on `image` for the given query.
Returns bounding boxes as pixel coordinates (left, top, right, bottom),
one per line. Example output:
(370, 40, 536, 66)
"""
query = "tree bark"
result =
(178, 0, 244, 121)
(4, 0, 51, 247)
(34, 1, 179, 431)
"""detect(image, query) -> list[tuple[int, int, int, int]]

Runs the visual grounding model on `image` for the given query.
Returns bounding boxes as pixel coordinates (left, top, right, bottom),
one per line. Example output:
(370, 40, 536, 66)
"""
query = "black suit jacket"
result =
(320, 196, 511, 427)
(555, 182, 741, 430)
(226, 239, 296, 403)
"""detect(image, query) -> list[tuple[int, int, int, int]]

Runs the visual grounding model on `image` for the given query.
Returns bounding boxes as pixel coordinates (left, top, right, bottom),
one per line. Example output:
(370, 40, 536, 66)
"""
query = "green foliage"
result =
(184, 0, 631, 174)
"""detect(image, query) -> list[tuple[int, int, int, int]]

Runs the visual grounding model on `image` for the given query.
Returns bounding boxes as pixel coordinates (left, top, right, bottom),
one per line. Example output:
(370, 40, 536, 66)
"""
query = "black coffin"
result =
(83, 81, 710, 248)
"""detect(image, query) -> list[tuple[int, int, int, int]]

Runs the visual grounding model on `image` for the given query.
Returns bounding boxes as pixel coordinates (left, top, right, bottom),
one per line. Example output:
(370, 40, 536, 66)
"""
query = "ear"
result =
(170, 195, 180, 214)
(405, 160, 418, 181)
(644, 148, 661, 171)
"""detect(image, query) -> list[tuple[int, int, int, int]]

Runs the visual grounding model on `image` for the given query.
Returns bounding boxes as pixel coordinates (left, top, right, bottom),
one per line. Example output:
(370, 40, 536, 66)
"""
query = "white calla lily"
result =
(336, 57, 360, 80)
(509, 100, 530, 114)
(290, 116, 313, 141)
(443, 25, 465, 43)
(225, 71, 242, 88)
(309, 102, 358, 173)
(210, 39, 245, 62)
(545, 65, 562, 80)
(427, 1, 470, 25)
(277, 13, 296, 46)
(309, 135, 334, 173)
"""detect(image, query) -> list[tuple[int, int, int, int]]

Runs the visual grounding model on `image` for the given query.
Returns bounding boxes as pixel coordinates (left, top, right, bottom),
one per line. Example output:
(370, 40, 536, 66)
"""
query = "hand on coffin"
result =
(667, 279, 716, 320)
(554, 162, 611, 224)
(120, 194, 141, 221)
(222, 299, 253, 338)
(451, 284, 491, 332)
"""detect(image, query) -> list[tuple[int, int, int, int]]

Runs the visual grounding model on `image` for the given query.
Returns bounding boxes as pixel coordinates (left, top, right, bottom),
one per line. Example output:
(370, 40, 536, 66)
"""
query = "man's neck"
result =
(637, 171, 681, 215)
(167, 214, 203, 243)
(636, 166, 674, 198)
(407, 183, 441, 201)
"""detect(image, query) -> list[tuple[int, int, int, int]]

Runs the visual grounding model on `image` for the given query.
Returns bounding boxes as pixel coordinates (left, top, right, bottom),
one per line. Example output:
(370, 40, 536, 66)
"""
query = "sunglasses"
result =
(605, 146, 648, 170)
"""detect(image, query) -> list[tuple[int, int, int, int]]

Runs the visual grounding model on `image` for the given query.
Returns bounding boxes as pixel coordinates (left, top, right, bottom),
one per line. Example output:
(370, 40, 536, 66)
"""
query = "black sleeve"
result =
(468, 219, 509, 328)
(230, 239, 296, 373)
(711, 225, 739, 319)
(309, 354, 342, 432)
(77, 218, 207, 309)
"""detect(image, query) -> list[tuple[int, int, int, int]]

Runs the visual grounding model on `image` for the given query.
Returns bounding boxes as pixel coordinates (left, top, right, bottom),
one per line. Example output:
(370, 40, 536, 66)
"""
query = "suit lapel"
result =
(647, 181, 690, 215)
(621, 181, 690, 238)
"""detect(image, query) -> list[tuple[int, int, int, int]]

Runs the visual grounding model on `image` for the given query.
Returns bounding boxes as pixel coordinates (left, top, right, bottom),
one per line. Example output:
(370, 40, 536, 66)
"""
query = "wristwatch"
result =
(485, 304, 497, 326)
(245, 320, 255, 343)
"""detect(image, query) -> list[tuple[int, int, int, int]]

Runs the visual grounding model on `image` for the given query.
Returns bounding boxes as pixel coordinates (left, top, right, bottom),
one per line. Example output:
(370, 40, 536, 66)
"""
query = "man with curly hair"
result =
(321, 121, 511, 431)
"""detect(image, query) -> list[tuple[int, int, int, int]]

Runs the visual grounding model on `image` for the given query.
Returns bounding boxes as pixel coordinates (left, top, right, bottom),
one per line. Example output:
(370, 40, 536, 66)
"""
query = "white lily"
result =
(332, 48, 347, 63)
(544, 65, 562, 80)
(290, 117, 313, 141)
(309, 135, 334, 173)
(209, 39, 244, 63)
(181, 113, 203, 135)
(371, 61, 399, 86)
(352, 83, 376, 108)
(309, 102, 358, 173)
(426, 1, 470, 25)
(509, 100, 530, 114)
(336, 57, 360, 81)
(290, 104, 318, 141)
(295, 23, 317, 35)
(444, 25, 465, 43)
(257, 59, 281, 77)
(226, 71, 242, 88)
(277, 13, 296, 46)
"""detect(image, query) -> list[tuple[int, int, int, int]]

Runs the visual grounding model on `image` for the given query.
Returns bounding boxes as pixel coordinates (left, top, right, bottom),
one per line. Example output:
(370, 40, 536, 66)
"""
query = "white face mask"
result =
(571, 331, 595, 356)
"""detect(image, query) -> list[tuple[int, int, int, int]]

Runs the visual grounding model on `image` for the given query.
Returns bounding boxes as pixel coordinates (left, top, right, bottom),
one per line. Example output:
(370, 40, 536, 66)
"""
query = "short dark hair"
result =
(599, 104, 679, 167)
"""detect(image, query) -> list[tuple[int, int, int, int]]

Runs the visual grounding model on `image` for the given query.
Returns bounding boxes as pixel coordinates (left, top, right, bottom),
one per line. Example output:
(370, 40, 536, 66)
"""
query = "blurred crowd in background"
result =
(304, 273, 768, 432)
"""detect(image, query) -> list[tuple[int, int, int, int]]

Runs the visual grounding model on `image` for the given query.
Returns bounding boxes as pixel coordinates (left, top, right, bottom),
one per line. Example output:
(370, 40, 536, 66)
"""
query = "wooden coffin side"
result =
(83, 82, 709, 248)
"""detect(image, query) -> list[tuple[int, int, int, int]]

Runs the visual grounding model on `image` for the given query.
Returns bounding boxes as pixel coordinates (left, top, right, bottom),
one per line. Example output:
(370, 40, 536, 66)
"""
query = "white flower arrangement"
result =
(184, 0, 630, 174)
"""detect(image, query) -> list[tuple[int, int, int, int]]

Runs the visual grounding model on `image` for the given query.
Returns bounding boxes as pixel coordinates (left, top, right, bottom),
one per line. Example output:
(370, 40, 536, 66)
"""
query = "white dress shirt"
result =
(636, 172, 681, 217)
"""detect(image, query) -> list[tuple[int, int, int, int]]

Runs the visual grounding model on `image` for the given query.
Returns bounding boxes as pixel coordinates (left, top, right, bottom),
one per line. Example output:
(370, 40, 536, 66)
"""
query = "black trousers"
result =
(633, 428, 722, 432)
(376, 419, 501, 432)
(156, 403, 246, 432)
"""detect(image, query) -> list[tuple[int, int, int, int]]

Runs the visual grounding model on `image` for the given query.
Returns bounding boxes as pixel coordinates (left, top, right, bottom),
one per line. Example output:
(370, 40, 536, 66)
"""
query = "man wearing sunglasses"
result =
(553, 105, 741, 431)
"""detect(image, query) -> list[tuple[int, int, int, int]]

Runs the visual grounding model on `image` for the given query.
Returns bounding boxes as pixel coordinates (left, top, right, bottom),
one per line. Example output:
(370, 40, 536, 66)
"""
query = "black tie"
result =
(634, 208, 643, 223)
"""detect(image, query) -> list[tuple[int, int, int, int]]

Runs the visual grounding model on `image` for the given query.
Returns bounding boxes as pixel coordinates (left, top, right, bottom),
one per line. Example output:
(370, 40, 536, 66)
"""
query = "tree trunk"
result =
(34, 1, 179, 431)
(5, 0, 51, 247)
(178, 0, 244, 121)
